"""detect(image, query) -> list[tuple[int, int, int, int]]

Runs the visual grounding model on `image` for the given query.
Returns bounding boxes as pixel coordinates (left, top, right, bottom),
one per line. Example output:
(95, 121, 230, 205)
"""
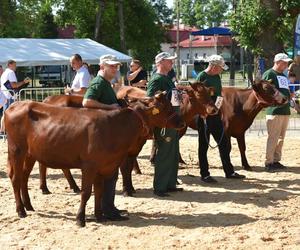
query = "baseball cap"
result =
(274, 53, 292, 62)
(207, 55, 229, 70)
(99, 54, 121, 65)
(155, 52, 177, 64)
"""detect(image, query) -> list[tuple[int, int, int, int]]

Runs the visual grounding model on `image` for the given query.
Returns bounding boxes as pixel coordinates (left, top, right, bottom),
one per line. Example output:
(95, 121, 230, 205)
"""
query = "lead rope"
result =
(203, 118, 224, 149)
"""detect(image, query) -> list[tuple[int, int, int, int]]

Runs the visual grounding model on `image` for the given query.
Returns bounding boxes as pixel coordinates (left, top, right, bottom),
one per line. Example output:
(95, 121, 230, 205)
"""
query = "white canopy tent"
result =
(0, 38, 131, 66)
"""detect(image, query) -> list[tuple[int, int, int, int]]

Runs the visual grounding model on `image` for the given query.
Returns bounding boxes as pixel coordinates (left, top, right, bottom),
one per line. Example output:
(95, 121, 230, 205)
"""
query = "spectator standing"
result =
(147, 52, 183, 197)
(1, 60, 30, 110)
(65, 54, 91, 95)
(196, 55, 245, 183)
(263, 53, 292, 171)
(127, 60, 147, 88)
(288, 55, 300, 82)
(82, 54, 128, 221)
(0, 65, 3, 78)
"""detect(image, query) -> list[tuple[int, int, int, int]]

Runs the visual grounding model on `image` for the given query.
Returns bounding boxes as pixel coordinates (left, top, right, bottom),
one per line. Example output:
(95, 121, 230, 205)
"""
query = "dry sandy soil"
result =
(0, 133, 299, 250)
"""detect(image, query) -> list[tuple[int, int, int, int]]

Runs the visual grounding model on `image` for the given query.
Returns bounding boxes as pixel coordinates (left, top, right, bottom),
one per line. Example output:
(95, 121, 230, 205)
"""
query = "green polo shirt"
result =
(84, 75, 118, 104)
(147, 73, 175, 97)
(262, 69, 290, 115)
(196, 71, 222, 98)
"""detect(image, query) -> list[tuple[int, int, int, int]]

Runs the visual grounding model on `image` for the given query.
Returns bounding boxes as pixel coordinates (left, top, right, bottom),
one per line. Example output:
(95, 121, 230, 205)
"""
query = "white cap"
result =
(207, 55, 229, 70)
(274, 53, 292, 62)
(99, 54, 121, 65)
(155, 52, 177, 64)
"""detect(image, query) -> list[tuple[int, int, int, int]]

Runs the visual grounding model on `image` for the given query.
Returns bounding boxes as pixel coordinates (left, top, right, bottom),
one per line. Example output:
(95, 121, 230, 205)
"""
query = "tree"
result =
(35, 3, 58, 38)
(230, 0, 300, 68)
(150, 0, 173, 25)
(177, 0, 230, 28)
(55, 0, 164, 69)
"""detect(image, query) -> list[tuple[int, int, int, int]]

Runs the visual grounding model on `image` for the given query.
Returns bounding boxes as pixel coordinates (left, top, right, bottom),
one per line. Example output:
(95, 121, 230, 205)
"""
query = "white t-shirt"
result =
(1, 68, 17, 99)
(71, 66, 91, 90)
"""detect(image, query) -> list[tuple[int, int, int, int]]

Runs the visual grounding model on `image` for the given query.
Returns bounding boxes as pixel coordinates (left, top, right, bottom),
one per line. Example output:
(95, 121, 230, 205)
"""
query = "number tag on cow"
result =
(171, 89, 180, 106)
(277, 76, 289, 89)
(152, 107, 160, 115)
(215, 96, 223, 109)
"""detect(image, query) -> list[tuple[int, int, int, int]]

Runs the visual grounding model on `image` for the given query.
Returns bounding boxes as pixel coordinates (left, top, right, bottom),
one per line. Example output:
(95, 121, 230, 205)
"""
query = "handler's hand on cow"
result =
(64, 87, 73, 95)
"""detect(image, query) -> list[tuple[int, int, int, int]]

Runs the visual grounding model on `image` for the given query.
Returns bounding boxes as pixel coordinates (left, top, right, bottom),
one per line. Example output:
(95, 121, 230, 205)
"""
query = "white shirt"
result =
(71, 66, 91, 90)
(1, 68, 17, 99)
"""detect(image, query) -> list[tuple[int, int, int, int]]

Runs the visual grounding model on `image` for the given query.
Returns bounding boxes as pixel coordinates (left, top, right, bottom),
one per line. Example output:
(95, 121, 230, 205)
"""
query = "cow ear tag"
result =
(152, 107, 160, 115)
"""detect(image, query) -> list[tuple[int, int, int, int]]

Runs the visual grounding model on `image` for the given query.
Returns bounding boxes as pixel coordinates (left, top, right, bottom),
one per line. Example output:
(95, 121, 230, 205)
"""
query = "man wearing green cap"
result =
(147, 52, 183, 197)
(196, 55, 245, 183)
(83, 54, 128, 221)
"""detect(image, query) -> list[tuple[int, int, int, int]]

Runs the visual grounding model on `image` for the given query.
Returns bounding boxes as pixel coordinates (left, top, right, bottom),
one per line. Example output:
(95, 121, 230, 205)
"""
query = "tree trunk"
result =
(229, 38, 236, 86)
(258, 0, 284, 69)
(94, 0, 105, 41)
(118, 0, 126, 52)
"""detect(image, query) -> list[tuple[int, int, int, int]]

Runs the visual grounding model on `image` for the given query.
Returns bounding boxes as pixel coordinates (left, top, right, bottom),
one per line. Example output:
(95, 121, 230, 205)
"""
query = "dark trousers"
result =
(102, 169, 118, 215)
(197, 114, 234, 178)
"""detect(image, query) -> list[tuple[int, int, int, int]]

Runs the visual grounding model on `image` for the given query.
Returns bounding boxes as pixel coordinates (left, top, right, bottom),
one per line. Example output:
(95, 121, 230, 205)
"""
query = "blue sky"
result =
(166, 0, 173, 8)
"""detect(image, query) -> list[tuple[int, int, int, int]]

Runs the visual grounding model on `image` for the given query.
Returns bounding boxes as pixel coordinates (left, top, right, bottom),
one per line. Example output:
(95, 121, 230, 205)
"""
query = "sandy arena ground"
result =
(0, 133, 299, 250)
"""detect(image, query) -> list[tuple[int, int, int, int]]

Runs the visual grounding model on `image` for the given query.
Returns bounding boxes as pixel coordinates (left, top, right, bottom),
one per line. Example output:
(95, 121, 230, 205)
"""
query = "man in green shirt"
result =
(263, 53, 292, 171)
(83, 54, 128, 221)
(196, 55, 245, 183)
(147, 52, 183, 197)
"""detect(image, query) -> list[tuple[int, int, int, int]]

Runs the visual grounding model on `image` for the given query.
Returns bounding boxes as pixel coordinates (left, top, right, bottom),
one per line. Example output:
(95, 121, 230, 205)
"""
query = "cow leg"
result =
(133, 159, 142, 175)
(21, 155, 35, 211)
(76, 168, 94, 227)
(93, 174, 104, 222)
(237, 135, 252, 171)
(39, 163, 51, 194)
(7, 148, 27, 218)
(120, 157, 134, 197)
(62, 169, 81, 193)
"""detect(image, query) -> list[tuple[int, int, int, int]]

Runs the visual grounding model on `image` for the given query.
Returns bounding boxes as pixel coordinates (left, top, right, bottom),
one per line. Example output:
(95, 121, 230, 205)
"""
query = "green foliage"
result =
(55, 0, 163, 69)
(35, 3, 58, 38)
(177, 0, 230, 28)
(230, 1, 270, 55)
(230, 0, 299, 56)
(194, 0, 229, 28)
(55, 0, 97, 38)
(150, 0, 173, 25)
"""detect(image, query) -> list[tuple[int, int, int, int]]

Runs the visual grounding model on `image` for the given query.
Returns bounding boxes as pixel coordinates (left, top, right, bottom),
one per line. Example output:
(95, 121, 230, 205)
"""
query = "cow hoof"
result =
(122, 191, 133, 197)
(25, 204, 34, 211)
(42, 189, 52, 195)
(134, 170, 142, 175)
(73, 187, 81, 194)
(76, 219, 86, 227)
(244, 166, 253, 171)
(18, 210, 27, 218)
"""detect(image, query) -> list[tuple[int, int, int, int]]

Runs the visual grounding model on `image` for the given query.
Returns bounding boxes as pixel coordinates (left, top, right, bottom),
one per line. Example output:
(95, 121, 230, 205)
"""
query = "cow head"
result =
(177, 81, 218, 118)
(132, 91, 185, 130)
(252, 80, 288, 107)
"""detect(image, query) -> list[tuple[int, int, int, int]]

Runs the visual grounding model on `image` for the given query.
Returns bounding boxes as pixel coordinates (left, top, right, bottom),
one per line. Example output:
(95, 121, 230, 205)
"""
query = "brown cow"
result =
(39, 95, 83, 194)
(5, 92, 184, 227)
(39, 81, 217, 197)
(184, 80, 288, 170)
(39, 95, 130, 194)
(117, 82, 218, 195)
